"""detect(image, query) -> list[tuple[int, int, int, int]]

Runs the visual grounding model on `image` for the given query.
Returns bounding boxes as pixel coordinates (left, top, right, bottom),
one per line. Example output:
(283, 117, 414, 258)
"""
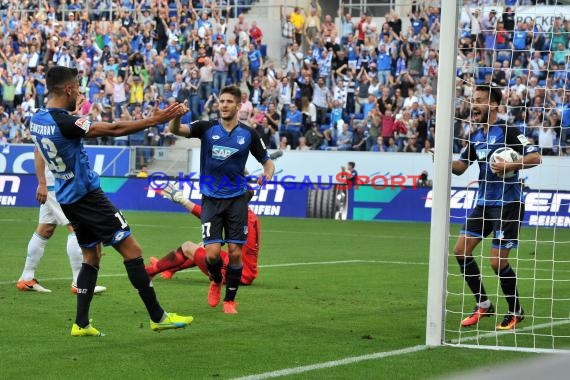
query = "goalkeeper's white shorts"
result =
(38, 191, 70, 225)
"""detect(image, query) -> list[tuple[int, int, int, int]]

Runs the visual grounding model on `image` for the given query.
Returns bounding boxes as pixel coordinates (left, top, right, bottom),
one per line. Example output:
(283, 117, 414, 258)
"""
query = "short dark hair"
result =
(348, 161, 355, 168)
(475, 84, 502, 105)
(46, 66, 78, 93)
(220, 85, 241, 102)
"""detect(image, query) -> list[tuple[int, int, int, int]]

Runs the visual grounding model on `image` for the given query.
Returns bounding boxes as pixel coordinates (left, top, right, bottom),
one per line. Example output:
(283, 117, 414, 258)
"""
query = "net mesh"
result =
(444, 0, 570, 351)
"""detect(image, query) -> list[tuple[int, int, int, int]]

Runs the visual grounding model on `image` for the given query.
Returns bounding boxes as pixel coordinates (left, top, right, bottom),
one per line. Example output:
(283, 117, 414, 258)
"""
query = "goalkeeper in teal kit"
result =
(450, 84, 541, 330)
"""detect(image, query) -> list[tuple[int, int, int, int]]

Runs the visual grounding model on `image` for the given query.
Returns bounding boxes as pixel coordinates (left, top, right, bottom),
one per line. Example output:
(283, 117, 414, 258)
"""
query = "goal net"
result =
(428, 0, 570, 352)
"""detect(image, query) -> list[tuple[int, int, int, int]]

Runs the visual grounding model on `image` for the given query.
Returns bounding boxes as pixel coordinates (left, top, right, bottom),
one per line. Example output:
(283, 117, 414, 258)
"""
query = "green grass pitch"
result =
(2, 207, 567, 379)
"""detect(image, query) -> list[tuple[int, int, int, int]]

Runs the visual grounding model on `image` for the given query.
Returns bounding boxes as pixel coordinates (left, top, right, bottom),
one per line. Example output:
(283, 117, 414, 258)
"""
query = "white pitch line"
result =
(132, 224, 428, 240)
(232, 320, 570, 380)
(448, 318, 570, 345)
(3, 258, 568, 284)
(0, 259, 421, 285)
(231, 345, 428, 380)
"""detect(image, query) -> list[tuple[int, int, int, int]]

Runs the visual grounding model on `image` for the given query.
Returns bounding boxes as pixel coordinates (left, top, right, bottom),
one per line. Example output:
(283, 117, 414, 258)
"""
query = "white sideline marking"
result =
(0, 259, 422, 285)
(231, 345, 428, 380)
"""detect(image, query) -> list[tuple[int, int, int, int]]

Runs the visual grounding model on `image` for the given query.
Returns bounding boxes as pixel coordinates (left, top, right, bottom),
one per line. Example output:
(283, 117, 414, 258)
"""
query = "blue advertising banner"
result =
(0, 145, 131, 176)
(3, 174, 569, 228)
(0, 175, 308, 218)
(348, 186, 570, 228)
(140, 179, 309, 217)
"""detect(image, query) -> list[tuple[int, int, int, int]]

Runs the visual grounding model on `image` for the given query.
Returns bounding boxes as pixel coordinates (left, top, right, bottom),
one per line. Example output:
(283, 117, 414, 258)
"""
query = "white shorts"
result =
(38, 191, 70, 225)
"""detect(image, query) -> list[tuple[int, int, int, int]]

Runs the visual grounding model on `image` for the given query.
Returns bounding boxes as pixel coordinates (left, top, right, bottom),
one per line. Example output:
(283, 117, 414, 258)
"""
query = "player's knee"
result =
(490, 258, 502, 274)
(83, 249, 101, 266)
(37, 223, 56, 238)
(228, 243, 242, 256)
(205, 246, 221, 262)
(227, 250, 242, 264)
(128, 244, 143, 259)
(453, 244, 468, 257)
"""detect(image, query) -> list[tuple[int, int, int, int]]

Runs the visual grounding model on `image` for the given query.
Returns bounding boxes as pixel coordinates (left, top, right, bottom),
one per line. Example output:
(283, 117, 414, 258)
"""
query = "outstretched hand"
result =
(151, 102, 188, 125)
(162, 182, 186, 204)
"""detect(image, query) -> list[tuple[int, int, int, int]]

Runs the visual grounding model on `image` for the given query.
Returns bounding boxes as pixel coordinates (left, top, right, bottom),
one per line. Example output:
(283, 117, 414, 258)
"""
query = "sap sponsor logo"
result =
(0, 175, 21, 206)
(212, 145, 238, 160)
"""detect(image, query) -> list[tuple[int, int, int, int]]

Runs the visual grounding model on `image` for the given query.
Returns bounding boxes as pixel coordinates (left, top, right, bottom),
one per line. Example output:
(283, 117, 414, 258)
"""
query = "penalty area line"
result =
(231, 345, 428, 380)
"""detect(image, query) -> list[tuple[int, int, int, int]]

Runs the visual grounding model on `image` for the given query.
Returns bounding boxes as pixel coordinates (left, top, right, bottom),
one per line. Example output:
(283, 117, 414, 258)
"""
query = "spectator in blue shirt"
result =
(376, 45, 392, 85)
(247, 45, 263, 80)
(284, 103, 303, 149)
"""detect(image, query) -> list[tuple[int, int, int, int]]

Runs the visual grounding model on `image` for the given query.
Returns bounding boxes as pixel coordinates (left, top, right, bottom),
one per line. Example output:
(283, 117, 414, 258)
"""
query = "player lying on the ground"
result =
(146, 183, 260, 291)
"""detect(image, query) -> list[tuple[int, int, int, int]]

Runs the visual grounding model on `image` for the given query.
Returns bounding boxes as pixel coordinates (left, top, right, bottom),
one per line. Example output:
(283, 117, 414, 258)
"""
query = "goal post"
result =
(427, 0, 570, 352)
(425, 0, 460, 347)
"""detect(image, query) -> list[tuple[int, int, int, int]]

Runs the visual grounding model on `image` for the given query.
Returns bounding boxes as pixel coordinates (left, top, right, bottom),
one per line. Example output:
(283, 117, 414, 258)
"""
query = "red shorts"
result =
(194, 247, 256, 285)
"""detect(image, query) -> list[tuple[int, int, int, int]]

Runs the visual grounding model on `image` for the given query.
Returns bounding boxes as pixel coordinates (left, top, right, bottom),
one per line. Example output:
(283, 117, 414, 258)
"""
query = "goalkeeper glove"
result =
(162, 182, 186, 204)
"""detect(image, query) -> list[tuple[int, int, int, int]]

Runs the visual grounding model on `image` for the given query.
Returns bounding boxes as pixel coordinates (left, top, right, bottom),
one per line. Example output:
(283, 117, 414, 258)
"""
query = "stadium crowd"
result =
(0, 0, 569, 157)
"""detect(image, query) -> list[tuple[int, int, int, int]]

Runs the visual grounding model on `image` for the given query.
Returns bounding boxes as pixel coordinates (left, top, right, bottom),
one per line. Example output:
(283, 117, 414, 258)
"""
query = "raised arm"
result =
(86, 102, 186, 138)
(167, 114, 191, 137)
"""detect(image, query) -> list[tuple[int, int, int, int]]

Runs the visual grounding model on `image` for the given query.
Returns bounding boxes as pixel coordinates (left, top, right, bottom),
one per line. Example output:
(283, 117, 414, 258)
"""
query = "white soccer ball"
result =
(490, 147, 521, 178)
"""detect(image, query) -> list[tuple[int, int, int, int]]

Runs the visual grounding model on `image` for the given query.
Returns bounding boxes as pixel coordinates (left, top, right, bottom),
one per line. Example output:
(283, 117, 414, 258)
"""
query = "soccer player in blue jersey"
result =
(452, 84, 541, 330)
(169, 85, 274, 314)
(31, 66, 192, 336)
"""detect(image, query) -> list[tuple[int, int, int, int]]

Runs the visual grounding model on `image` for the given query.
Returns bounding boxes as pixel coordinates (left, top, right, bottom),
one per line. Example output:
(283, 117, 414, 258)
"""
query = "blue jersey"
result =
(460, 123, 539, 206)
(30, 108, 99, 204)
(188, 120, 269, 198)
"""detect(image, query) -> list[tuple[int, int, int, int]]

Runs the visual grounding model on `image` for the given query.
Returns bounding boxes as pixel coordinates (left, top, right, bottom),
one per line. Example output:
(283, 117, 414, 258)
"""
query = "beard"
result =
(220, 111, 236, 121)
(66, 98, 77, 112)
(472, 108, 489, 124)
